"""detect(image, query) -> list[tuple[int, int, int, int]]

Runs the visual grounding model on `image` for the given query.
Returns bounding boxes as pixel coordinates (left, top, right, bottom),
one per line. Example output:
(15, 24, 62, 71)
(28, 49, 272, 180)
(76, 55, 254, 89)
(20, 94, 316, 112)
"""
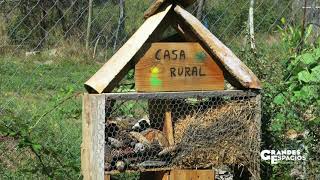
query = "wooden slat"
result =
(174, 5, 262, 90)
(81, 94, 105, 180)
(163, 110, 174, 146)
(84, 5, 172, 94)
(144, 0, 167, 19)
(103, 90, 258, 100)
(253, 94, 261, 180)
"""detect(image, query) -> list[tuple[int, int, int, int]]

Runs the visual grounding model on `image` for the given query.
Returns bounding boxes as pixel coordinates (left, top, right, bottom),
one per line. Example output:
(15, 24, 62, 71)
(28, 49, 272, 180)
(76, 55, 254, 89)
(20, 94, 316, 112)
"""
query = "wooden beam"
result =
(252, 94, 261, 180)
(84, 5, 172, 94)
(144, 0, 167, 19)
(103, 90, 259, 100)
(144, 0, 197, 19)
(174, 5, 262, 90)
(81, 94, 105, 180)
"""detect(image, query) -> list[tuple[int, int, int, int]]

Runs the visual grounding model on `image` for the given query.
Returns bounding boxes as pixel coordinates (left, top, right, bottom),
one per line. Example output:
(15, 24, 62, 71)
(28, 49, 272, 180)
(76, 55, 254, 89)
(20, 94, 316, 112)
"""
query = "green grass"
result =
(0, 54, 99, 179)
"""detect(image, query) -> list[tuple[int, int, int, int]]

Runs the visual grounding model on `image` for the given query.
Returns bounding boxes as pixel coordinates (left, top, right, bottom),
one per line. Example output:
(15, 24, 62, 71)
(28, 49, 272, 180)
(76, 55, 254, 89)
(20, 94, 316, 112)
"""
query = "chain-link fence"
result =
(0, 0, 319, 179)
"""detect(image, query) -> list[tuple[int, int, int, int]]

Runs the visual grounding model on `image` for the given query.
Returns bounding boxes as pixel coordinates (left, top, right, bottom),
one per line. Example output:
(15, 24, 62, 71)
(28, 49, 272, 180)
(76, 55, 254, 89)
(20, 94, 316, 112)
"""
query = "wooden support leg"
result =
(81, 94, 105, 180)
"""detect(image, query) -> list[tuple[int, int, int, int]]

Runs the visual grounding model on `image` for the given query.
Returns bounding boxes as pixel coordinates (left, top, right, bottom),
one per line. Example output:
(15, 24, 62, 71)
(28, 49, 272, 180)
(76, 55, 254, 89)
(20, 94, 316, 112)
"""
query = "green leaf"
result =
(314, 48, 320, 59)
(273, 94, 286, 105)
(275, 113, 286, 121)
(32, 144, 42, 153)
(271, 113, 286, 132)
(297, 53, 315, 65)
(309, 118, 320, 126)
(0, 124, 9, 134)
(301, 85, 319, 98)
(311, 65, 320, 82)
(298, 70, 312, 82)
(280, 17, 286, 25)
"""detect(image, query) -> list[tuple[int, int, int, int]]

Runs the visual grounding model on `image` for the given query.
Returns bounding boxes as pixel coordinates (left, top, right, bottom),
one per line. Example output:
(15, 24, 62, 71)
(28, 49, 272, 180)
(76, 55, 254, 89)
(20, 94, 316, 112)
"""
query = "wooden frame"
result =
(81, 91, 261, 180)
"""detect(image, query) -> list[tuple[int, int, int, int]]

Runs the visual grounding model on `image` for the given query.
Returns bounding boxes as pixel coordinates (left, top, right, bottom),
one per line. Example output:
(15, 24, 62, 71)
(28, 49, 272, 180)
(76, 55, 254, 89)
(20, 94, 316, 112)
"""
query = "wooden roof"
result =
(84, 4, 261, 94)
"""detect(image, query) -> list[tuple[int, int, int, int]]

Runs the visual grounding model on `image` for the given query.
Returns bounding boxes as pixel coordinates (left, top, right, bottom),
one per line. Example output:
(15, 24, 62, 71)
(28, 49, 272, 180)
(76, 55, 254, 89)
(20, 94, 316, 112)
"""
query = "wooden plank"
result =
(144, 0, 196, 19)
(144, 0, 167, 19)
(253, 94, 261, 180)
(135, 42, 224, 92)
(104, 175, 110, 180)
(84, 5, 172, 94)
(170, 169, 215, 179)
(163, 110, 174, 146)
(81, 94, 105, 180)
(174, 5, 262, 90)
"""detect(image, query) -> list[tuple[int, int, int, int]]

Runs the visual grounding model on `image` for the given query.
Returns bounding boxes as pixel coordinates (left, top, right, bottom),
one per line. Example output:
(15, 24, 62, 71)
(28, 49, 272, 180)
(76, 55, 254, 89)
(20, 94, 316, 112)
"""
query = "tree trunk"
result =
(39, 0, 48, 49)
(292, 0, 320, 42)
(86, 0, 93, 50)
(196, 0, 205, 20)
(248, 0, 256, 54)
(306, 0, 320, 40)
(56, 0, 67, 38)
(113, 0, 126, 52)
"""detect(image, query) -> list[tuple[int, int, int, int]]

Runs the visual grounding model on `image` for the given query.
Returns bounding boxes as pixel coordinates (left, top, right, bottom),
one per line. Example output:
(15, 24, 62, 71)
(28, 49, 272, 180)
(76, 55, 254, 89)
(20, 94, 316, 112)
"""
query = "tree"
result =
(196, 0, 206, 20)
(113, 0, 126, 51)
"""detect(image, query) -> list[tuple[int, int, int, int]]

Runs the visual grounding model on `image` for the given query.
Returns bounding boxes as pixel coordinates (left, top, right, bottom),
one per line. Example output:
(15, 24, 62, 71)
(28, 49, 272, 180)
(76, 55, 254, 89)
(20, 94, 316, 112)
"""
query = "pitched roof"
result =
(84, 5, 172, 93)
(84, 4, 261, 94)
(174, 5, 261, 89)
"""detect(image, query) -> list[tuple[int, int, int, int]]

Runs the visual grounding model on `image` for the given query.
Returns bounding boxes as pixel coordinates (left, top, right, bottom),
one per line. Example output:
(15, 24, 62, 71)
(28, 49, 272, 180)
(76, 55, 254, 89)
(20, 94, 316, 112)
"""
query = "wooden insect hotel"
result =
(81, 1, 262, 179)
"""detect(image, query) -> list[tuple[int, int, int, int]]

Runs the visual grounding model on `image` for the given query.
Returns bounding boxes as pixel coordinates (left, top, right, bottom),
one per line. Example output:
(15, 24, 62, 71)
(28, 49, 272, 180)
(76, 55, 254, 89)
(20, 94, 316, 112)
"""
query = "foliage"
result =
(265, 22, 320, 178)
(0, 55, 99, 178)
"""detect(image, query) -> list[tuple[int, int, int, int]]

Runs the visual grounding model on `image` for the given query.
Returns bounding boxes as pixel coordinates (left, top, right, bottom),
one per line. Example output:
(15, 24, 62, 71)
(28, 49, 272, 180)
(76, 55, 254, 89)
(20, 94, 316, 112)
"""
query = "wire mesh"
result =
(0, 0, 319, 179)
(104, 92, 260, 179)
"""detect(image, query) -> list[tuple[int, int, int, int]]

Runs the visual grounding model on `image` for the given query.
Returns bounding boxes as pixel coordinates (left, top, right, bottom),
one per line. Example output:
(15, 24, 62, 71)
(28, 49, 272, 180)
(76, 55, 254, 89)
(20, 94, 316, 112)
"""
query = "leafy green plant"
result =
(268, 23, 320, 178)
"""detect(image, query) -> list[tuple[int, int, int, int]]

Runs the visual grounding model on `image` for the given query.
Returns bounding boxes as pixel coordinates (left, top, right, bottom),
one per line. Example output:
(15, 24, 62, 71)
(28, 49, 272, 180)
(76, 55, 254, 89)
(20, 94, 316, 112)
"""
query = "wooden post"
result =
(163, 110, 174, 146)
(81, 94, 105, 180)
(253, 94, 261, 180)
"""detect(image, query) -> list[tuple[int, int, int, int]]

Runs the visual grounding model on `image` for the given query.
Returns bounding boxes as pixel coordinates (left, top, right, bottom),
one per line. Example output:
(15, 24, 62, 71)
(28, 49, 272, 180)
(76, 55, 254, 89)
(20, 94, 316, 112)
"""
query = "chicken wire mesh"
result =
(0, 0, 318, 179)
(104, 91, 261, 179)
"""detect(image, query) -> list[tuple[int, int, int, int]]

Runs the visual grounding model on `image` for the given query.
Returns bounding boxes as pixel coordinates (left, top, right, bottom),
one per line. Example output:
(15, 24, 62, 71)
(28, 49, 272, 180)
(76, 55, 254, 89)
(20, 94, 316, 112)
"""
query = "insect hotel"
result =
(81, 1, 262, 180)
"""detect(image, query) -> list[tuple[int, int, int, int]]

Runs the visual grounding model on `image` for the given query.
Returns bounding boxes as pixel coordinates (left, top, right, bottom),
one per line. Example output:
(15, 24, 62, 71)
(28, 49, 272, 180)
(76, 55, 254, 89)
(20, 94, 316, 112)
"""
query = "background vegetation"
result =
(0, 0, 319, 179)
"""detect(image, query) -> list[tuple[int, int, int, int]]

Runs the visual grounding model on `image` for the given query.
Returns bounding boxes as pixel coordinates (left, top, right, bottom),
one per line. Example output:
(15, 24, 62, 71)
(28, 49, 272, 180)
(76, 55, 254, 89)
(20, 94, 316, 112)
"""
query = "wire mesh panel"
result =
(104, 91, 261, 178)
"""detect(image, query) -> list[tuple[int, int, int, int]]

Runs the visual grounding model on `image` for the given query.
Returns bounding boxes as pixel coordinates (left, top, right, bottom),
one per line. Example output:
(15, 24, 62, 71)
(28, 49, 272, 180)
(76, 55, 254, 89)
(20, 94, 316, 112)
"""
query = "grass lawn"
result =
(0, 54, 99, 179)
